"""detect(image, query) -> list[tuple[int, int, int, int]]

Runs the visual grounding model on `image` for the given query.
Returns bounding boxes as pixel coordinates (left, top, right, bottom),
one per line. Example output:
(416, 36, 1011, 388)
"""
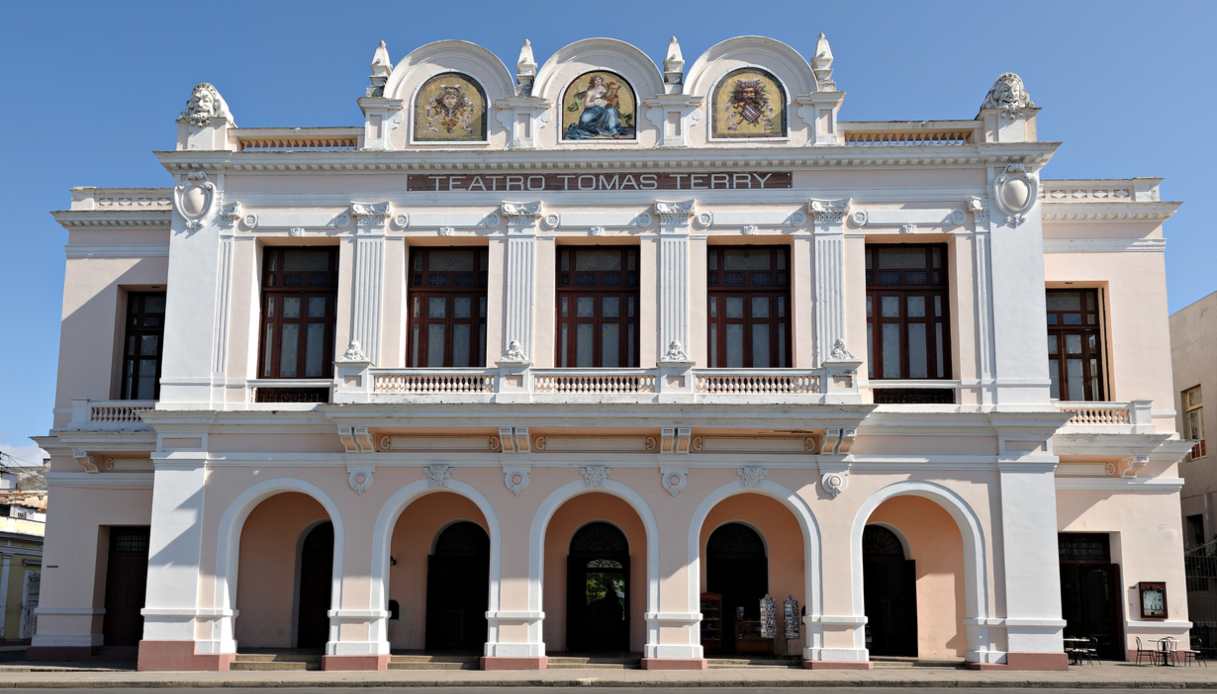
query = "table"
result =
(1063, 637, 1095, 665)
(1150, 638, 1175, 666)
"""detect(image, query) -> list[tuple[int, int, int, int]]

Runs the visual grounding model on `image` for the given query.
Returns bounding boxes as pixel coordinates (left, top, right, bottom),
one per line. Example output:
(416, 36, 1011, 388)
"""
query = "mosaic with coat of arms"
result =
(562, 70, 636, 141)
(413, 72, 487, 142)
(711, 67, 786, 139)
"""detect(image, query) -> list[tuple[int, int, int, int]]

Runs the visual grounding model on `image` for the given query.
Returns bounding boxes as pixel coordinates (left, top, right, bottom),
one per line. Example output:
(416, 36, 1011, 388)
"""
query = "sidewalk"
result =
(0, 663, 1214, 689)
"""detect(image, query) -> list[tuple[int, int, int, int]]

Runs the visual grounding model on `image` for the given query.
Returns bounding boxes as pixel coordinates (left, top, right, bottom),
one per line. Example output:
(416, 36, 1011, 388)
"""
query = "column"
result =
(810, 199, 851, 365)
(138, 455, 223, 670)
(497, 202, 541, 366)
(654, 201, 693, 364)
(347, 202, 390, 364)
(996, 451, 1066, 669)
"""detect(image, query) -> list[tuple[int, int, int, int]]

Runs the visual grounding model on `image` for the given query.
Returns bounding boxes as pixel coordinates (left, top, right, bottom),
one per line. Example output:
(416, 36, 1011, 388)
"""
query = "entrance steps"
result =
(547, 654, 641, 669)
(389, 654, 480, 670)
(707, 655, 801, 668)
(229, 651, 322, 671)
(870, 655, 966, 669)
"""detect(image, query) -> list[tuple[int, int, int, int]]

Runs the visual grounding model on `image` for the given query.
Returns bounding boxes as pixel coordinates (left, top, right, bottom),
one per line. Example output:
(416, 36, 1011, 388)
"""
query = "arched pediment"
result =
(532, 38, 665, 103)
(684, 35, 815, 99)
(384, 39, 514, 102)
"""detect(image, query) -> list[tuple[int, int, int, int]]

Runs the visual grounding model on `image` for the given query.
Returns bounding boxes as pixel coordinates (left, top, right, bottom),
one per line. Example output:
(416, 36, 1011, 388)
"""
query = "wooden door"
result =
(425, 522, 490, 652)
(296, 522, 333, 649)
(102, 526, 150, 647)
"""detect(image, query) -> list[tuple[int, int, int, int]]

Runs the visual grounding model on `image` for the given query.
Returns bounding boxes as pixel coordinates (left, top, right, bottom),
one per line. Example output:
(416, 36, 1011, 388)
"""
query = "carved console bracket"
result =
(338, 425, 375, 453)
(424, 463, 453, 488)
(495, 425, 531, 454)
(660, 426, 692, 454)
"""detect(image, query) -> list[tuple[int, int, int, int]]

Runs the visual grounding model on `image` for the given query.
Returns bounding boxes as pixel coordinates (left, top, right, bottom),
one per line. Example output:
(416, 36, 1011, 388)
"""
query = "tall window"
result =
(556, 247, 639, 367)
(866, 245, 950, 380)
(408, 247, 488, 367)
(258, 247, 338, 379)
(1184, 385, 1206, 460)
(119, 291, 166, 400)
(707, 246, 790, 368)
(1046, 288, 1106, 401)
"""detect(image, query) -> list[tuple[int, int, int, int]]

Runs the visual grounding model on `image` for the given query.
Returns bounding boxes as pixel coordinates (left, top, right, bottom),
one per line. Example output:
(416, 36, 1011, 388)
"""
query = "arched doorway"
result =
(863, 524, 917, 657)
(566, 522, 629, 653)
(297, 521, 334, 649)
(706, 523, 768, 654)
(425, 521, 489, 652)
(234, 491, 333, 650)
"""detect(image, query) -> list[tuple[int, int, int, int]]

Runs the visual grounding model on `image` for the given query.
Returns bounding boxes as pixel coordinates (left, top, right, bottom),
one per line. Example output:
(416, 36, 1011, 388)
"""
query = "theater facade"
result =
(31, 34, 1192, 671)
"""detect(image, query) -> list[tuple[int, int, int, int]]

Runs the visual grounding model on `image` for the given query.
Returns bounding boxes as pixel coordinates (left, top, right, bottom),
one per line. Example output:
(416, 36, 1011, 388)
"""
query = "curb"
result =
(0, 679, 1215, 689)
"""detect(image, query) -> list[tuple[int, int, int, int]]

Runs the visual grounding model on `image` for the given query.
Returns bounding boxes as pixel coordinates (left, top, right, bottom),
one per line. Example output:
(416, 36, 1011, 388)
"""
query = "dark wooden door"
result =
(862, 525, 917, 657)
(296, 522, 333, 650)
(425, 522, 490, 652)
(706, 523, 769, 655)
(1059, 562, 1125, 659)
(102, 526, 150, 647)
(565, 522, 630, 653)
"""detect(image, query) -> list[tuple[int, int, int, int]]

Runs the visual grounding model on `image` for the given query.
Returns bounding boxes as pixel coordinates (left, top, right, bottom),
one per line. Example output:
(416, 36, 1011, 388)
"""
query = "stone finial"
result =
(367, 40, 392, 97)
(371, 40, 392, 77)
(516, 38, 537, 95)
(664, 35, 685, 87)
(177, 82, 234, 127)
(811, 33, 835, 91)
(979, 72, 1036, 114)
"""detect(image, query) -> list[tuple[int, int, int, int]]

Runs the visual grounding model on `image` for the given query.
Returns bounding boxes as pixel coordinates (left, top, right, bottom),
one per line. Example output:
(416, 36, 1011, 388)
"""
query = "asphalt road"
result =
(3, 689, 1211, 694)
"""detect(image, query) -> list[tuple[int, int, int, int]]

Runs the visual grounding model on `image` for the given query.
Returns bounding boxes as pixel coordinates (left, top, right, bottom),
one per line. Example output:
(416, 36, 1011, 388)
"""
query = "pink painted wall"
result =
(542, 492, 646, 653)
(698, 493, 805, 656)
(234, 492, 329, 648)
(387, 492, 488, 650)
(869, 496, 966, 659)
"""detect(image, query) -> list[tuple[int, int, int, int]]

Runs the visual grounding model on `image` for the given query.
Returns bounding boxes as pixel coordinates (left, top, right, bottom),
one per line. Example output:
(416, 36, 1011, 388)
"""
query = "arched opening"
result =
(863, 524, 916, 657)
(388, 492, 490, 653)
(697, 493, 805, 657)
(425, 521, 489, 652)
(566, 522, 630, 653)
(542, 492, 646, 655)
(297, 522, 334, 649)
(862, 496, 967, 661)
(706, 523, 768, 654)
(234, 492, 332, 649)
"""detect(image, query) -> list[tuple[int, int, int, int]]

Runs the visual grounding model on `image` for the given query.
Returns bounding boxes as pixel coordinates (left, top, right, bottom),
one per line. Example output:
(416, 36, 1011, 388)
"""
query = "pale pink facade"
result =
(29, 35, 1193, 673)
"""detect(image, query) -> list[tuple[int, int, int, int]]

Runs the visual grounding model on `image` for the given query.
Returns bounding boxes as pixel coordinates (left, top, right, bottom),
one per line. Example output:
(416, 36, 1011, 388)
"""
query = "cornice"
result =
(51, 210, 172, 230)
(153, 142, 1060, 175)
(1040, 200, 1181, 223)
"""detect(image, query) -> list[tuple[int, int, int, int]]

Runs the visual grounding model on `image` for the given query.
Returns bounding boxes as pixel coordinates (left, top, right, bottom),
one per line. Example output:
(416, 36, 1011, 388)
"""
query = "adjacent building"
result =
(0, 461, 46, 643)
(30, 34, 1193, 672)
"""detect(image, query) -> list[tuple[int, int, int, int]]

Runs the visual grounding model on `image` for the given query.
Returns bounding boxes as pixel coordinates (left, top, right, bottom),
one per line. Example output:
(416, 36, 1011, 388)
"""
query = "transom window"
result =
(258, 247, 338, 379)
(119, 291, 166, 400)
(866, 245, 950, 380)
(707, 246, 790, 368)
(1183, 385, 1206, 460)
(556, 247, 639, 368)
(408, 248, 488, 368)
(1046, 288, 1106, 401)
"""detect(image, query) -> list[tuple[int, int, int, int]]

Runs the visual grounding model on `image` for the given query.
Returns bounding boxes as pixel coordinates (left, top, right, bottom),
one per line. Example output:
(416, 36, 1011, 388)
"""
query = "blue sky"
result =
(0, 0, 1213, 462)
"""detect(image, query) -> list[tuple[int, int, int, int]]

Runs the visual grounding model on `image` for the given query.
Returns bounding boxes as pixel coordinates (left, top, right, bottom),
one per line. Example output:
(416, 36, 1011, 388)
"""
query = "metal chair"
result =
(1134, 636, 1157, 666)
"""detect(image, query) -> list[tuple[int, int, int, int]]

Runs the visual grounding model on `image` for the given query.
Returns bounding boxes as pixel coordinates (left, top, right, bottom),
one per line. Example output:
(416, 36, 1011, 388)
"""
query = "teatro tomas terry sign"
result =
(407, 171, 792, 192)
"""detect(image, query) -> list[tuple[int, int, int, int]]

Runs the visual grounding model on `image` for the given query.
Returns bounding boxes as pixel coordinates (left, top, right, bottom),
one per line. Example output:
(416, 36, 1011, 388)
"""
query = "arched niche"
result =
(532, 38, 665, 147)
(382, 39, 514, 148)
